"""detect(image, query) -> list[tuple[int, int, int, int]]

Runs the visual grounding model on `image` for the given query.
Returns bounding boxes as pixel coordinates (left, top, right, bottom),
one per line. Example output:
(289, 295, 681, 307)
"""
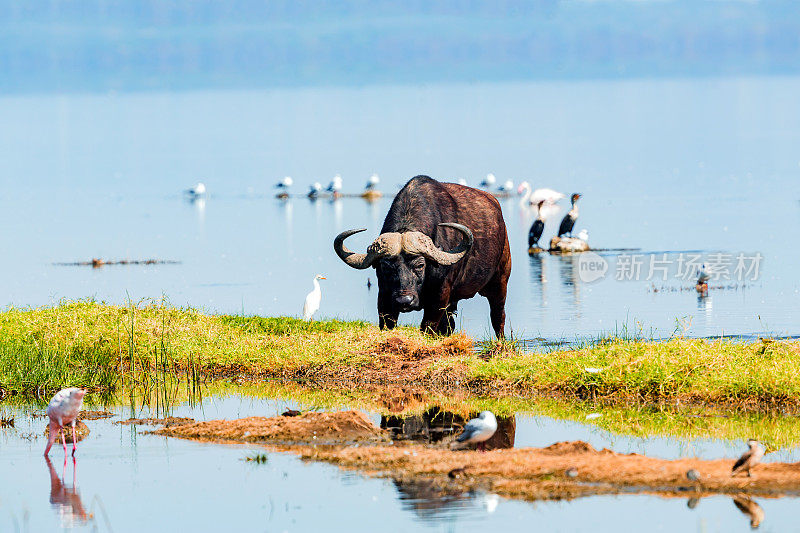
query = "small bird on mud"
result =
(731, 439, 764, 477)
(307, 182, 322, 199)
(454, 411, 497, 452)
(281, 409, 301, 417)
(686, 469, 701, 482)
(326, 175, 343, 198)
(365, 173, 380, 190)
(732, 495, 765, 528)
(302, 274, 326, 321)
(44, 388, 87, 456)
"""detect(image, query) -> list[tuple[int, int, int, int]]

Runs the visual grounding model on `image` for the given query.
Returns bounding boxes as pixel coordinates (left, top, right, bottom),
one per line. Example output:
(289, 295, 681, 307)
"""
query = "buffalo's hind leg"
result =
(481, 276, 508, 339)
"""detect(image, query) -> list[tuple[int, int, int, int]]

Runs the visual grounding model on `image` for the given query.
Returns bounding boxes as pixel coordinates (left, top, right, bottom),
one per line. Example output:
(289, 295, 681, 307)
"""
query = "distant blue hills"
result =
(1, 0, 799, 93)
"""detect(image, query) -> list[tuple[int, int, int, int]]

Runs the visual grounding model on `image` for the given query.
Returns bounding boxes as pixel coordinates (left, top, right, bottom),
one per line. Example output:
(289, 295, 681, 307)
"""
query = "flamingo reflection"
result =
(45, 456, 92, 527)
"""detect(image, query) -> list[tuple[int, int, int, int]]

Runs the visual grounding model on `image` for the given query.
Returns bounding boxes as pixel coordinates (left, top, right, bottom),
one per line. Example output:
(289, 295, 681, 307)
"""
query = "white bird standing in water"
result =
(275, 176, 293, 190)
(365, 173, 380, 190)
(517, 181, 565, 206)
(497, 180, 515, 193)
(327, 175, 343, 193)
(44, 388, 87, 456)
(480, 173, 496, 188)
(454, 411, 498, 451)
(185, 182, 206, 198)
(302, 274, 326, 321)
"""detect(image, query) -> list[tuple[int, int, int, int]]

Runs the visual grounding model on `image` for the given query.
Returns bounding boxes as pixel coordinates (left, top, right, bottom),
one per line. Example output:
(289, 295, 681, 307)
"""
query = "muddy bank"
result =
(299, 440, 800, 501)
(153, 411, 389, 444)
(153, 412, 800, 500)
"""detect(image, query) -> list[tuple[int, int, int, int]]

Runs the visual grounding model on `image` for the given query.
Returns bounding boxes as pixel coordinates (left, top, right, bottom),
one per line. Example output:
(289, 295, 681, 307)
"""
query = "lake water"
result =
(1, 76, 799, 341)
(2, 393, 798, 532)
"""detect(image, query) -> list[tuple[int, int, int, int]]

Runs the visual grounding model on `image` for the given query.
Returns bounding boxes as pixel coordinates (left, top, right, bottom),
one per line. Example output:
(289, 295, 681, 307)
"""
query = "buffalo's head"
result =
(333, 223, 474, 312)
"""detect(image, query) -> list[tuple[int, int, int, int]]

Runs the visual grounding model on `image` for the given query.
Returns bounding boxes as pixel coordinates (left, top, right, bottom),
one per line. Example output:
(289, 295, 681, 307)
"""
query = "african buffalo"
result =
(333, 175, 511, 337)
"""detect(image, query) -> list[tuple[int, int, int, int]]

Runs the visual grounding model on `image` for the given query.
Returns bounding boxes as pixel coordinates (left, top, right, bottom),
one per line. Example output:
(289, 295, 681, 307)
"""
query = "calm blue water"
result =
(0, 77, 798, 340)
(1, 397, 797, 532)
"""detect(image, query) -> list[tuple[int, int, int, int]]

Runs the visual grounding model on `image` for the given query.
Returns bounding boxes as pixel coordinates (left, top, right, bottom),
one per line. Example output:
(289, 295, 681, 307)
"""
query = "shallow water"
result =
(1, 393, 798, 532)
(1, 76, 799, 341)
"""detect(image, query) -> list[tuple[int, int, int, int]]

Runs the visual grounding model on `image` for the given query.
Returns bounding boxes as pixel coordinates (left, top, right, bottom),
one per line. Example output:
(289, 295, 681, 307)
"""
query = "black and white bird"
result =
(307, 182, 322, 199)
(497, 180, 515, 193)
(731, 439, 764, 477)
(275, 176, 293, 190)
(455, 411, 497, 452)
(480, 173, 496, 188)
(528, 200, 547, 249)
(185, 182, 206, 198)
(557, 193, 582, 237)
(326, 174, 343, 197)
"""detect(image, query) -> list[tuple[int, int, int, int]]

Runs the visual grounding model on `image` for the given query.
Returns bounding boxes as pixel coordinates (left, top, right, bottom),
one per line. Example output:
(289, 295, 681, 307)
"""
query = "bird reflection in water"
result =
(556, 254, 582, 310)
(380, 406, 515, 450)
(45, 456, 92, 528)
(732, 495, 765, 529)
(528, 254, 548, 308)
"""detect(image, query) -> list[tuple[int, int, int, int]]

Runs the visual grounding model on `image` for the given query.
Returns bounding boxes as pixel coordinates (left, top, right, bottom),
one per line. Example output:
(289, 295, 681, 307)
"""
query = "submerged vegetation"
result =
(0, 300, 799, 413)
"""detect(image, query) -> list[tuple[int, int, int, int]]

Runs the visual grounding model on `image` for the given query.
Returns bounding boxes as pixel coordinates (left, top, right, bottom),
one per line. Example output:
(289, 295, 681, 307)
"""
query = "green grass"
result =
(0, 300, 799, 411)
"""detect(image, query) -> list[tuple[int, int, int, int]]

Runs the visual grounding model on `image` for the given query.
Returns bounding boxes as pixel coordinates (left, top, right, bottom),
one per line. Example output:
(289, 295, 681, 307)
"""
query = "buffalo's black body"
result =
(374, 176, 511, 337)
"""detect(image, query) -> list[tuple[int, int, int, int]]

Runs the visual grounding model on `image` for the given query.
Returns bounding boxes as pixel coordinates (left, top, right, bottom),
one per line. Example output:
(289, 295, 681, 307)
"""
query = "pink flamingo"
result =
(44, 388, 87, 456)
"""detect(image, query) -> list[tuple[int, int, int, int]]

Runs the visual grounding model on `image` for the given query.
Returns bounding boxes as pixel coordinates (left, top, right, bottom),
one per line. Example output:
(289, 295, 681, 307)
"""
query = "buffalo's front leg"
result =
(378, 292, 399, 330)
(421, 290, 452, 336)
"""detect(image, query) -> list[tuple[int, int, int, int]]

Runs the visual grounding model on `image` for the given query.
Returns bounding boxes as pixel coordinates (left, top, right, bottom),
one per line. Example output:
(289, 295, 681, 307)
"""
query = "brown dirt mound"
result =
(79, 410, 115, 420)
(154, 410, 388, 444)
(297, 440, 800, 500)
(116, 416, 195, 427)
(376, 335, 472, 361)
(42, 421, 90, 443)
(541, 440, 596, 455)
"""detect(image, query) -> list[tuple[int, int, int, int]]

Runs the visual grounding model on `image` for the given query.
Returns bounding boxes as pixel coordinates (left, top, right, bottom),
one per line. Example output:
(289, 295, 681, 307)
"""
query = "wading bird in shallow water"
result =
(302, 274, 326, 321)
(185, 182, 206, 198)
(517, 181, 565, 206)
(696, 264, 710, 294)
(731, 439, 764, 477)
(557, 193, 582, 237)
(454, 411, 497, 451)
(497, 180, 515, 193)
(44, 388, 87, 456)
(528, 200, 547, 250)
(480, 173, 496, 188)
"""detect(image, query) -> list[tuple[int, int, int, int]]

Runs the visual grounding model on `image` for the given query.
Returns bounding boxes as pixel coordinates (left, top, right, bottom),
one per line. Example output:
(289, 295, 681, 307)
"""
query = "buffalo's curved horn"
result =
(404, 223, 474, 266)
(334, 229, 404, 269)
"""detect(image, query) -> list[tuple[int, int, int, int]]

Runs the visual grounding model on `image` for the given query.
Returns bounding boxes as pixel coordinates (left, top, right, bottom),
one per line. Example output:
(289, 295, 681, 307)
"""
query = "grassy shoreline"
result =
(1, 301, 799, 410)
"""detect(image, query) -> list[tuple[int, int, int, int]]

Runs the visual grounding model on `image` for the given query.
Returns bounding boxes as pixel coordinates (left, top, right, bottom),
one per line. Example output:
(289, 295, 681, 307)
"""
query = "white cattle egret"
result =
(365, 174, 380, 190)
(302, 274, 326, 321)
(455, 411, 497, 451)
(186, 182, 206, 197)
(517, 181, 565, 206)
(732, 439, 764, 477)
(480, 173, 496, 188)
(44, 388, 87, 456)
